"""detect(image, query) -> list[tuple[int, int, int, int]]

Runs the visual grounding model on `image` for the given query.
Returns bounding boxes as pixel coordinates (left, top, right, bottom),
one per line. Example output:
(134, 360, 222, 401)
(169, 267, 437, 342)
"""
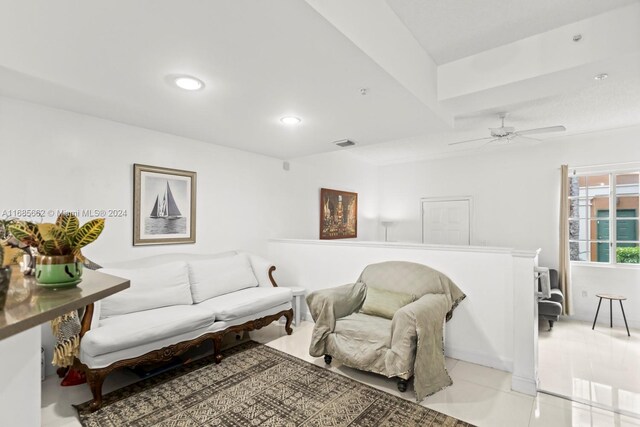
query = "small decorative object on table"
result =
(1, 217, 36, 275)
(8, 213, 105, 288)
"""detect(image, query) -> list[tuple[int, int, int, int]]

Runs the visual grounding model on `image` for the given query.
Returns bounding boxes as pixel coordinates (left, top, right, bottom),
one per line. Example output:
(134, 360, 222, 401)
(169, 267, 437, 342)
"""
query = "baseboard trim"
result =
(444, 345, 513, 373)
(568, 313, 639, 331)
(512, 374, 538, 396)
(302, 318, 515, 375)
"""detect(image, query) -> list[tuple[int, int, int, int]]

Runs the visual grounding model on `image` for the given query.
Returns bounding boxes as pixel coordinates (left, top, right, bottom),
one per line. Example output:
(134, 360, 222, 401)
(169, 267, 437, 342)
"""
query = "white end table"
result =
(286, 286, 306, 326)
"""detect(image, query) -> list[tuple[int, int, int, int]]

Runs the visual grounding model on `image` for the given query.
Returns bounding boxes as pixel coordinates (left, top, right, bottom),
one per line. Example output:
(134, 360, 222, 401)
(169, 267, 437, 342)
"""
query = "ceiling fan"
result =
(448, 113, 566, 146)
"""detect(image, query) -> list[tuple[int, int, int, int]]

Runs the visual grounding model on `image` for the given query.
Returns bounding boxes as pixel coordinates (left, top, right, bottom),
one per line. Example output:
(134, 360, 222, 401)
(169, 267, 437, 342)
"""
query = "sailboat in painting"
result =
(149, 182, 182, 219)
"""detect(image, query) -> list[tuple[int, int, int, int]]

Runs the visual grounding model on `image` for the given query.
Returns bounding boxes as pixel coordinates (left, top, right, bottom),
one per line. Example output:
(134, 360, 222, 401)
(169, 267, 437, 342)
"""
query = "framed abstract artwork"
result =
(133, 164, 196, 245)
(320, 188, 357, 239)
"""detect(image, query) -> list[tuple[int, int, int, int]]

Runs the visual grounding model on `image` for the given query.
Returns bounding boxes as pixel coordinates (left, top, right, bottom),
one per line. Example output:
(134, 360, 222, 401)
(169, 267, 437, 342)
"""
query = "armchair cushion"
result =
(335, 313, 392, 352)
(360, 287, 416, 320)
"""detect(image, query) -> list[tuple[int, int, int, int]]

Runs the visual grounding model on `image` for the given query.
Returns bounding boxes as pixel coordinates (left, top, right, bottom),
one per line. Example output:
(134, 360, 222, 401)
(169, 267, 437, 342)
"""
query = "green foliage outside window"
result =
(616, 247, 640, 264)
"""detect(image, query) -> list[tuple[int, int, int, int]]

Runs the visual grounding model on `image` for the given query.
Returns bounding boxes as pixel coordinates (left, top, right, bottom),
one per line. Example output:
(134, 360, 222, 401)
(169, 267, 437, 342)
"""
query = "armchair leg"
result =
(324, 355, 332, 365)
(397, 378, 408, 392)
(548, 320, 554, 331)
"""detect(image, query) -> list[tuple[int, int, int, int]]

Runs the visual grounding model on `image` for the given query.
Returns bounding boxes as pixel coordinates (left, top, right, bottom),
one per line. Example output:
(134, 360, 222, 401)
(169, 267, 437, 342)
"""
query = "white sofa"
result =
(76, 251, 293, 411)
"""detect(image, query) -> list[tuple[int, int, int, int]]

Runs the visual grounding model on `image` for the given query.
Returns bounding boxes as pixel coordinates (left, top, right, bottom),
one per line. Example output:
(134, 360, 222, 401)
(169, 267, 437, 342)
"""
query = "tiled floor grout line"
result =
(538, 388, 640, 421)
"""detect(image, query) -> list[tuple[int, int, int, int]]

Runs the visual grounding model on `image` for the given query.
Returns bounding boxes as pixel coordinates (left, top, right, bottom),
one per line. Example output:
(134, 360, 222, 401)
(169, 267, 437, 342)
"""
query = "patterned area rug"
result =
(76, 342, 473, 426)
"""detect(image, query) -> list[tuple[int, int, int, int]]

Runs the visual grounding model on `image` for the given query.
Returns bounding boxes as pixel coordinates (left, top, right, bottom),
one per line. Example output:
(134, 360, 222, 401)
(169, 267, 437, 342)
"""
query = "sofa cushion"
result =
(196, 287, 292, 321)
(81, 305, 214, 357)
(188, 254, 259, 303)
(98, 261, 193, 319)
(360, 287, 415, 320)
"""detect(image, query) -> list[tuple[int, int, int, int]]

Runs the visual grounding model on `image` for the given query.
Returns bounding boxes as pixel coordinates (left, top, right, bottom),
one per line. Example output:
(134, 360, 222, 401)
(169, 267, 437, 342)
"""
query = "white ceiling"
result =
(0, 0, 639, 163)
(386, 0, 638, 64)
(350, 75, 640, 164)
(0, 0, 442, 159)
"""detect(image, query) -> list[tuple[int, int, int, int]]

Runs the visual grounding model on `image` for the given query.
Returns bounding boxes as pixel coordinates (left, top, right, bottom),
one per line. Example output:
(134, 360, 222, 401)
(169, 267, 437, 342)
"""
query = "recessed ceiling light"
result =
(174, 75, 205, 91)
(280, 116, 301, 125)
(594, 73, 608, 81)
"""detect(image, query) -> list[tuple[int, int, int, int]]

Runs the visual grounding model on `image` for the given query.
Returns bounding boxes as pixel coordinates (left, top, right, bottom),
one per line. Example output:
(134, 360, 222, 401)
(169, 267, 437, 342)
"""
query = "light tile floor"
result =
(538, 317, 640, 421)
(42, 321, 640, 426)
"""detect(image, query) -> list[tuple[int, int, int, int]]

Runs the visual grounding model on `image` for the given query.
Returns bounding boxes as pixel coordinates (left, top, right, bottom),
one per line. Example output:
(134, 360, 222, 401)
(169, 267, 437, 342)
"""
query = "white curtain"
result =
(559, 165, 572, 315)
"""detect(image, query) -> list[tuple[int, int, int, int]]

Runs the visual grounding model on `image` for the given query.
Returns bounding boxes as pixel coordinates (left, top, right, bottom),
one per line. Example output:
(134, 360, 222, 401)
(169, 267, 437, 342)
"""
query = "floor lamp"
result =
(381, 221, 394, 242)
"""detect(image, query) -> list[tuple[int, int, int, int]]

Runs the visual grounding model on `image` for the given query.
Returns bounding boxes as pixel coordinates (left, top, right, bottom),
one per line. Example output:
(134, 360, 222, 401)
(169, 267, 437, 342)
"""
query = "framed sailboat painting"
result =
(133, 164, 197, 245)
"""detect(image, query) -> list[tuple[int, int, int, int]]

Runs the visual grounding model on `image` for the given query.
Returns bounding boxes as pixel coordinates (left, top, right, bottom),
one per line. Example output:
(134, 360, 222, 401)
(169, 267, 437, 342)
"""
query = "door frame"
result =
(420, 196, 473, 245)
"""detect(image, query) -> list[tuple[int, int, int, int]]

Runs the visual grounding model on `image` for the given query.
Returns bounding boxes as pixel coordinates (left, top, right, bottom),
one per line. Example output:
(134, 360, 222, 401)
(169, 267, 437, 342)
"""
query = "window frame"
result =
(569, 165, 640, 267)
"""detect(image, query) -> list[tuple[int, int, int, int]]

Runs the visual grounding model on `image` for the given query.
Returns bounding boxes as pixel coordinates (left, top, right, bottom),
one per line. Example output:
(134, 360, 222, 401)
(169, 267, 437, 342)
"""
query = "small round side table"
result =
(591, 294, 630, 336)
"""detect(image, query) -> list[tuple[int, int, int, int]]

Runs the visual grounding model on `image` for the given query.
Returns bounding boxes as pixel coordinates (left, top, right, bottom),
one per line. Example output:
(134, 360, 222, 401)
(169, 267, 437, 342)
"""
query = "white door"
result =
(422, 199, 471, 245)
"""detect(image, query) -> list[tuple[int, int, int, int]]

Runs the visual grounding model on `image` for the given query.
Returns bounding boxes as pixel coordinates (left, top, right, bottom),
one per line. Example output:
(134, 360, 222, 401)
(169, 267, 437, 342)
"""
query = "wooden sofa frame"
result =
(74, 266, 293, 412)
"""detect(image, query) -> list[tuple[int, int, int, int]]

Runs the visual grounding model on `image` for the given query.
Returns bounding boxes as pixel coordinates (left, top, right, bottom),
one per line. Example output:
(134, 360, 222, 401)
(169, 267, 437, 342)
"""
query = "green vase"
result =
(35, 255, 83, 288)
(0, 267, 10, 309)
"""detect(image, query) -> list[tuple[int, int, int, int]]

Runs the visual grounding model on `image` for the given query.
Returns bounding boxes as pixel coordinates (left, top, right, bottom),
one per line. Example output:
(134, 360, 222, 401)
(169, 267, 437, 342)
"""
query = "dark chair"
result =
(538, 268, 564, 330)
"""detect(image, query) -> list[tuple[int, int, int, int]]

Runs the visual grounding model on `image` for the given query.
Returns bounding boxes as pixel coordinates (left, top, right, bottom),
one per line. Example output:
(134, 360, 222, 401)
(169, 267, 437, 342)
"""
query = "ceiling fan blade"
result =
(514, 135, 541, 142)
(448, 136, 495, 146)
(516, 125, 566, 136)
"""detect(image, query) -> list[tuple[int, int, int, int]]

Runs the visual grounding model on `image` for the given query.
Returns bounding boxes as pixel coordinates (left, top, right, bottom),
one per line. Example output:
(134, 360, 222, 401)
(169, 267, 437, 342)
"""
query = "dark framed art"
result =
(133, 164, 196, 245)
(320, 188, 357, 239)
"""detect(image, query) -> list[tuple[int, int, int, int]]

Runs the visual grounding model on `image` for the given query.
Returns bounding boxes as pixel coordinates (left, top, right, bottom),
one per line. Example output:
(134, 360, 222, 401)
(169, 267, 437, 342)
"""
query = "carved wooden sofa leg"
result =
(397, 377, 408, 392)
(212, 335, 224, 364)
(85, 368, 109, 412)
(56, 367, 69, 378)
(283, 309, 293, 335)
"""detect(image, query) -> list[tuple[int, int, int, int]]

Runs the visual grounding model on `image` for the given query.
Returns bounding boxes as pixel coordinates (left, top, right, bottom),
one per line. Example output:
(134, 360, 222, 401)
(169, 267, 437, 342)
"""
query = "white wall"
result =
(0, 97, 380, 260)
(268, 239, 540, 394)
(378, 125, 640, 327)
(1, 96, 290, 262)
(571, 264, 640, 330)
(0, 96, 381, 375)
(284, 150, 380, 241)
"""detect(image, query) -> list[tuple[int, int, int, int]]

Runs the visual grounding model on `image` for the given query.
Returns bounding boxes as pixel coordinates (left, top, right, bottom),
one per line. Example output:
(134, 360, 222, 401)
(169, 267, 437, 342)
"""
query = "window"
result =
(569, 169, 639, 265)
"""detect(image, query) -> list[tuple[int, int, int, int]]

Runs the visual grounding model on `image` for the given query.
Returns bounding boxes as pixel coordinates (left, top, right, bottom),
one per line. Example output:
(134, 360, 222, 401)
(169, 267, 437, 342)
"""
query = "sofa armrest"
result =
(547, 288, 564, 304)
(79, 301, 98, 338)
(243, 252, 278, 287)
